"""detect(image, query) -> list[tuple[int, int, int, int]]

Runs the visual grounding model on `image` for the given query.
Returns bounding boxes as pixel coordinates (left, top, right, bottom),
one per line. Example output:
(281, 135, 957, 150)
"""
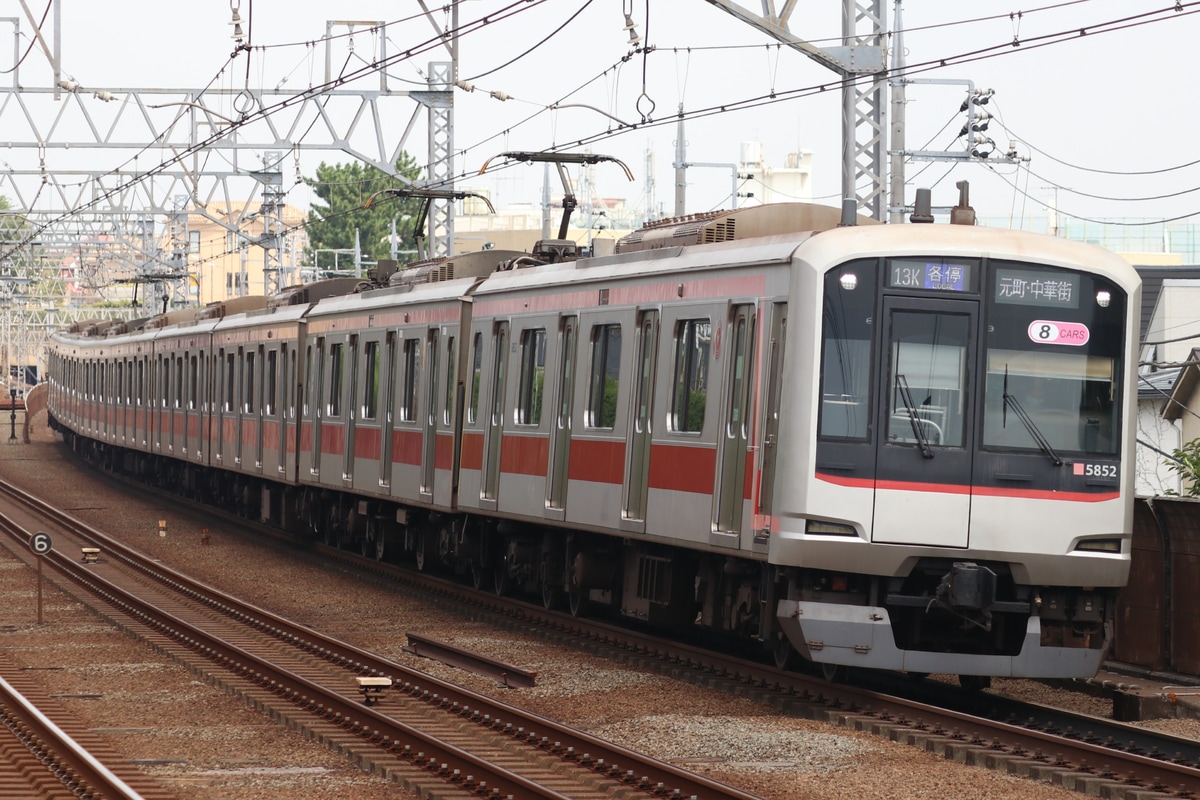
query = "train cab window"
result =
(328, 343, 344, 417)
(400, 338, 421, 422)
(819, 260, 878, 441)
(468, 332, 483, 425)
(885, 312, 969, 448)
(516, 328, 546, 426)
(587, 323, 622, 430)
(362, 342, 378, 421)
(670, 319, 711, 433)
(982, 263, 1125, 456)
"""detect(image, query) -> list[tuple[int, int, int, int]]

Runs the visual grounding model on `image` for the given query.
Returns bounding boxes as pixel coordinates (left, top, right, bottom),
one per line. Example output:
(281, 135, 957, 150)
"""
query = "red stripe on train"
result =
(816, 471, 1118, 502)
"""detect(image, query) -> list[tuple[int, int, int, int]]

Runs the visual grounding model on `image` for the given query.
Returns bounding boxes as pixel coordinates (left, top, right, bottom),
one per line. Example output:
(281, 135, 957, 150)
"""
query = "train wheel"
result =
(539, 554, 561, 610)
(361, 519, 385, 561)
(544, 578, 561, 609)
(958, 675, 991, 692)
(821, 663, 846, 683)
(567, 586, 587, 617)
(772, 634, 795, 671)
(470, 561, 490, 590)
(493, 554, 509, 596)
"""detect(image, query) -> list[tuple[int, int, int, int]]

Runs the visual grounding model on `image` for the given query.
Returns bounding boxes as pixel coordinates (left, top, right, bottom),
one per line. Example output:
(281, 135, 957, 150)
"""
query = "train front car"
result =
(773, 222, 1139, 681)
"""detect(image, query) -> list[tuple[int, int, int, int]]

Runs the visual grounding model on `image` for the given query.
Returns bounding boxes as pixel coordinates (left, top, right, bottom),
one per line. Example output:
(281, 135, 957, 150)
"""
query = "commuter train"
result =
(44, 193, 1140, 682)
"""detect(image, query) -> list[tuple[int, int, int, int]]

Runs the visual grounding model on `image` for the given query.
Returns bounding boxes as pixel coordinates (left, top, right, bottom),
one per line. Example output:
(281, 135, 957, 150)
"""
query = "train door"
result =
(546, 315, 577, 518)
(379, 333, 396, 489)
(872, 296, 977, 547)
(421, 328, 440, 497)
(714, 305, 756, 535)
(343, 335, 359, 482)
(310, 338, 325, 478)
(482, 321, 509, 504)
(264, 347, 278, 472)
(757, 304, 787, 540)
(255, 345, 266, 470)
(622, 310, 659, 530)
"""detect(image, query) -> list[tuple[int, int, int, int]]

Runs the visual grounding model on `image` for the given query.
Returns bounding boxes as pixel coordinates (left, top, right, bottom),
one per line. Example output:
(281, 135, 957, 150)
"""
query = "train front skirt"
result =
(776, 599, 1109, 678)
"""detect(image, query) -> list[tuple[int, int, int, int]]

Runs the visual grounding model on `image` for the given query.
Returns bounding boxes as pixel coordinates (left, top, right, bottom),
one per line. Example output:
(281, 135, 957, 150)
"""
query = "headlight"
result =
(805, 520, 858, 537)
(1074, 538, 1122, 553)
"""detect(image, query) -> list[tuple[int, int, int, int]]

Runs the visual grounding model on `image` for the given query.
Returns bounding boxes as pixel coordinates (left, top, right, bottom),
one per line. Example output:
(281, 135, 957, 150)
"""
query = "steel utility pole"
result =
(705, 0, 886, 219)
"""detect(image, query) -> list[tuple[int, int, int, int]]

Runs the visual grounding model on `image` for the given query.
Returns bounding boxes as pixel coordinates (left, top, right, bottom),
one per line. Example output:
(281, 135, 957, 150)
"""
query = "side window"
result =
(189, 356, 199, 410)
(443, 335, 456, 426)
(400, 337, 421, 422)
(223, 353, 235, 413)
(328, 342, 343, 417)
(467, 331, 482, 425)
(516, 328, 546, 426)
(587, 323, 621, 429)
(363, 341, 379, 420)
(244, 350, 256, 413)
(265, 350, 278, 416)
(670, 319, 710, 433)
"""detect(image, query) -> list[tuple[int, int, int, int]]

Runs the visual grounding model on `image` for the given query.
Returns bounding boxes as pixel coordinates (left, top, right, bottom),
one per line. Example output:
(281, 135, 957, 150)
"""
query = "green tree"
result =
(1165, 438, 1200, 497)
(303, 154, 424, 270)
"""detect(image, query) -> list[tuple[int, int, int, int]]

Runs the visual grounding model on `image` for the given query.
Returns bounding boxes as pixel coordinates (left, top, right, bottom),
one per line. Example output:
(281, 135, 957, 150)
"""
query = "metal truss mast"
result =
(704, 0, 886, 219)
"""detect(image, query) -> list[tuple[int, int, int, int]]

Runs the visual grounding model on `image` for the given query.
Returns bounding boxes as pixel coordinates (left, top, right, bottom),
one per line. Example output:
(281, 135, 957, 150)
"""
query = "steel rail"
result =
(0, 476, 763, 800)
(0, 673, 147, 800)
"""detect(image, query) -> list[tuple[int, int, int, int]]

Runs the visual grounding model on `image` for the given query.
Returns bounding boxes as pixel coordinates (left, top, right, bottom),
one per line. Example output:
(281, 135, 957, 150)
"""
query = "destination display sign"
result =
(886, 260, 975, 293)
(995, 268, 1080, 308)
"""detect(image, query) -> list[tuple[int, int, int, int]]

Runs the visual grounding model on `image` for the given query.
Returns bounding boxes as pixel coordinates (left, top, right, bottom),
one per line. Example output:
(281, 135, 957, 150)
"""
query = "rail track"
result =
(13, 458, 1200, 799)
(115, 478, 1200, 800)
(0, 475, 762, 800)
(0, 648, 169, 800)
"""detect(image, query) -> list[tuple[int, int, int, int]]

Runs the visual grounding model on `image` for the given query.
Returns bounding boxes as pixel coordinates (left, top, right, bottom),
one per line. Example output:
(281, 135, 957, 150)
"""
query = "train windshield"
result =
(981, 262, 1125, 456)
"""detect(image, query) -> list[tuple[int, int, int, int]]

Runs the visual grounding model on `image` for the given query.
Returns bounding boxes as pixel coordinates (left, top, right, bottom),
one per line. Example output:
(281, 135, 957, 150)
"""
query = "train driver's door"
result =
(872, 296, 977, 548)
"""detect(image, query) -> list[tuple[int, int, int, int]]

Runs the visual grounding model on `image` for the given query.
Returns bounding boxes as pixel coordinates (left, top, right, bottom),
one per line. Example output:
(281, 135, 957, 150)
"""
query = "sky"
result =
(8, 0, 1200, 234)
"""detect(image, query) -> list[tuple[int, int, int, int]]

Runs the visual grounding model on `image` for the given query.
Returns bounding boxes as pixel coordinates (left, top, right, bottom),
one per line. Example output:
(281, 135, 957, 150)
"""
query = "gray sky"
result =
(15, 1, 1200, 228)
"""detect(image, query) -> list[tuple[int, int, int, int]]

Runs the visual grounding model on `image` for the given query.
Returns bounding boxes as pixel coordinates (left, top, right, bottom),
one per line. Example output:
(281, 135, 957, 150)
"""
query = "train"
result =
(44, 189, 1140, 684)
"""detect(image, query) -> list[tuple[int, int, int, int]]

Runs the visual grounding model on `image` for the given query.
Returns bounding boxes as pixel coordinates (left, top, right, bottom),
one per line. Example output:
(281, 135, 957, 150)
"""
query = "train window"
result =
(587, 324, 622, 429)
(819, 260, 878, 441)
(287, 348, 296, 419)
(400, 338, 421, 422)
(443, 335, 456, 426)
(516, 328, 546, 426)
(467, 332, 482, 425)
(885, 312, 969, 448)
(983, 262, 1124, 456)
(163, 357, 172, 410)
(245, 350, 256, 414)
(328, 343, 344, 417)
(224, 353, 235, 413)
(670, 319, 710, 433)
(189, 356, 198, 410)
(116, 362, 124, 404)
(362, 341, 378, 420)
(264, 352, 276, 415)
(303, 346, 313, 418)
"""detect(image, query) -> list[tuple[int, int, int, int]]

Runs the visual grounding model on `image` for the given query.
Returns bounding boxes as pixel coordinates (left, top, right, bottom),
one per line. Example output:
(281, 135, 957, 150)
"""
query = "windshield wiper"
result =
(1002, 367, 1063, 467)
(894, 373, 934, 459)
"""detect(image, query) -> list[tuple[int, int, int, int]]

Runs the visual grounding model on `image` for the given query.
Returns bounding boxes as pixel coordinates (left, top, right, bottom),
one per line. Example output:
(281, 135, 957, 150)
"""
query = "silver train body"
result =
(45, 202, 1140, 679)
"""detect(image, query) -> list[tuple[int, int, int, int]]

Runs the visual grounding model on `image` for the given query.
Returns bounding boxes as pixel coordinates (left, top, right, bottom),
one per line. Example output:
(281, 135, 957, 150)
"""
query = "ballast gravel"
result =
(0, 419, 1176, 799)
